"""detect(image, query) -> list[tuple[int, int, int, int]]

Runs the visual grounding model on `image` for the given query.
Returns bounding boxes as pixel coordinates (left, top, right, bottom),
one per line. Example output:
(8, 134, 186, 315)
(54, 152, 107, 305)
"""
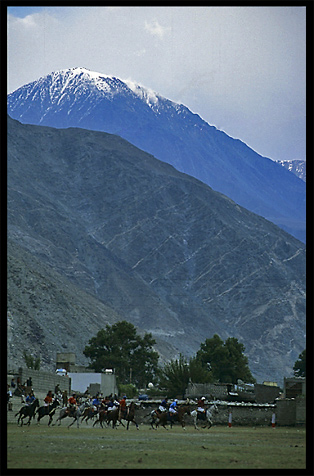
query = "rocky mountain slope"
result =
(7, 239, 121, 370)
(7, 67, 306, 242)
(7, 116, 306, 384)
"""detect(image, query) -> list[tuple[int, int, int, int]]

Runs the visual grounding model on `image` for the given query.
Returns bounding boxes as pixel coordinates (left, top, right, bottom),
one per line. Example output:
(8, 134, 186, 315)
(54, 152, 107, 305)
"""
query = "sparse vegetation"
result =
(23, 351, 40, 370)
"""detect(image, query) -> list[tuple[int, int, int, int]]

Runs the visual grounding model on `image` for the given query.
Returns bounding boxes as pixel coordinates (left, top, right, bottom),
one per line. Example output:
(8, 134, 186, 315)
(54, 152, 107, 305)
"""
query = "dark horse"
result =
(151, 405, 190, 430)
(36, 398, 60, 426)
(81, 405, 97, 424)
(93, 407, 122, 429)
(121, 402, 139, 430)
(15, 398, 40, 426)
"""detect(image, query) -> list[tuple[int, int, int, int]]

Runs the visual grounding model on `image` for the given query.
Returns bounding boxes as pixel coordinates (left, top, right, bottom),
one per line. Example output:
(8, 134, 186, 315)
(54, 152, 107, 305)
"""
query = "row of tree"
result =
(83, 321, 306, 397)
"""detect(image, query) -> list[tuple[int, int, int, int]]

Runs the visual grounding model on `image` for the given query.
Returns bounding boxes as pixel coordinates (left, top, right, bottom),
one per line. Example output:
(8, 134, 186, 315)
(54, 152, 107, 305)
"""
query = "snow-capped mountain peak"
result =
(9, 67, 180, 117)
(7, 67, 306, 242)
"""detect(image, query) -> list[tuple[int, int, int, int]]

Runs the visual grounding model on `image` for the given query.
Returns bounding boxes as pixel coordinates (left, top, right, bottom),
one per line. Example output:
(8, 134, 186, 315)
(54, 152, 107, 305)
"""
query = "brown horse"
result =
(81, 406, 97, 424)
(93, 407, 123, 429)
(121, 402, 139, 430)
(152, 405, 190, 430)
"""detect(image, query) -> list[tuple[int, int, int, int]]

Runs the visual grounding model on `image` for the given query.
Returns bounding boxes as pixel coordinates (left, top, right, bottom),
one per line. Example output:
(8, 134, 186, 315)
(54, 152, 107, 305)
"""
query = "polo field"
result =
(6, 422, 306, 470)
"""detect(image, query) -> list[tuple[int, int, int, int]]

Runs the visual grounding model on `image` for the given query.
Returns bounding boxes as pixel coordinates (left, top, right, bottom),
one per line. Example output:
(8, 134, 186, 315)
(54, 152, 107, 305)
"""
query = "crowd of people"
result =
(7, 376, 34, 411)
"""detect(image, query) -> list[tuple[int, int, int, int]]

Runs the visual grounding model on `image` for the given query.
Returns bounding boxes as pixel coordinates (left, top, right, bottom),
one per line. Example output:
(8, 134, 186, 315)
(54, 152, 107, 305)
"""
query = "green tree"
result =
(188, 355, 213, 384)
(159, 354, 212, 398)
(83, 321, 159, 387)
(159, 354, 190, 398)
(196, 334, 255, 384)
(293, 349, 306, 377)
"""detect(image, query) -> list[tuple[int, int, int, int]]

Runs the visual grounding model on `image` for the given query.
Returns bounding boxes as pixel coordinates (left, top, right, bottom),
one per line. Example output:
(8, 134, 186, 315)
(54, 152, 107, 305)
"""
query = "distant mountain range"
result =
(7, 116, 306, 384)
(7, 67, 306, 243)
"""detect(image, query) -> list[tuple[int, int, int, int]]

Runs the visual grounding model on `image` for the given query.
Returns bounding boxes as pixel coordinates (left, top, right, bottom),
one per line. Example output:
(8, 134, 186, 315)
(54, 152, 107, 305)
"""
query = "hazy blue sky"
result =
(7, 5, 306, 162)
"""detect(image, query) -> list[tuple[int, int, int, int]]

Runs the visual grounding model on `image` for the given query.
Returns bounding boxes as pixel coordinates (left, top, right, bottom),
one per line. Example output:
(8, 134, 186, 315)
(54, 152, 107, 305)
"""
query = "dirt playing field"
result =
(6, 422, 306, 470)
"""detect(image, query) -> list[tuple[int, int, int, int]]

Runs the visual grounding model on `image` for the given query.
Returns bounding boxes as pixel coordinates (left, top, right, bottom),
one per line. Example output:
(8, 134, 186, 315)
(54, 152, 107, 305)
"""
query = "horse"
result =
(93, 407, 107, 428)
(93, 407, 122, 429)
(191, 403, 218, 430)
(15, 398, 39, 426)
(54, 401, 88, 428)
(151, 405, 190, 430)
(81, 405, 98, 424)
(121, 402, 139, 430)
(36, 398, 60, 426)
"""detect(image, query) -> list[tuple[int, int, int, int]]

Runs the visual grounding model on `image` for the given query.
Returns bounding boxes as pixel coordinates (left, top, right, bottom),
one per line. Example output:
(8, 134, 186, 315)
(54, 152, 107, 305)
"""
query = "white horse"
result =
(54, 401, 89, 428)
(191, 403, 218, 430)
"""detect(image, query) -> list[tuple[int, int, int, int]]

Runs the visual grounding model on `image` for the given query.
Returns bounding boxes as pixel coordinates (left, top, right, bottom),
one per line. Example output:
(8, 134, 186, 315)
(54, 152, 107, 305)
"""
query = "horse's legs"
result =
(134, 419, 139, 430)
(193, 416, 199, 430)
(67, 417, 76, 429)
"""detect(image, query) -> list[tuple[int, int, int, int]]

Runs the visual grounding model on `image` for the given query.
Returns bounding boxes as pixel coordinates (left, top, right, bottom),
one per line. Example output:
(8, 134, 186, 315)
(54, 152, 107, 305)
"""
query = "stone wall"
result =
(136, 399, 305, 427)
(186, 382, 229, 400)
(7, 366, 71, 401)
(186, 382, 280, 403)
(276, 397, 306, 426)
(136, 401, 276, 427)
(295, 397, 306, 425)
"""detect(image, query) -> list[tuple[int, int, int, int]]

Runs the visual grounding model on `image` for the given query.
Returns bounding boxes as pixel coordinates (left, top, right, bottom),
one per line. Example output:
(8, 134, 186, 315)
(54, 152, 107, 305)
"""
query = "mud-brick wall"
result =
(296, 397, 306, 425)
(276, 399, 296, 425)
(136, 402, 276, 427)
(7, 367, 71, 399)
(214, 404, 275, 426)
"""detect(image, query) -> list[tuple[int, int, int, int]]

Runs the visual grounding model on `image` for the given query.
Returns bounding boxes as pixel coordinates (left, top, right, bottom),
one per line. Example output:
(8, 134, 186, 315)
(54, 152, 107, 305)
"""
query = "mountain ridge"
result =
(7, 67, 306, 242)
(7, 116, 306, 384)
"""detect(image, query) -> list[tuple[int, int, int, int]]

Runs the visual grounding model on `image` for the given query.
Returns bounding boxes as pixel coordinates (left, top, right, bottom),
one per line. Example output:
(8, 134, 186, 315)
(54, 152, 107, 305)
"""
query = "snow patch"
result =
(124, 78, 159, 107)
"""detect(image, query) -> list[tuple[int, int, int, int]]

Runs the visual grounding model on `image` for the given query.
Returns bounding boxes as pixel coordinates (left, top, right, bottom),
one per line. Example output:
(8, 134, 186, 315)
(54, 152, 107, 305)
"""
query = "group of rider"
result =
(62, 392, 130, 418)
(24, 388, 208, 421)
(157, 396, 207, 420)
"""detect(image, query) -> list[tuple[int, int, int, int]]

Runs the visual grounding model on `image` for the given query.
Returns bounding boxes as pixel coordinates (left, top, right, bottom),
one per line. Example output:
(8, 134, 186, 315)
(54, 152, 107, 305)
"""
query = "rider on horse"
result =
(168, 399, 178, 420)
(25, 390, 36, 405)
(44, 390, 53, 412)
(66, 393, 78, 417)
(197, 396, 206, 421)
(119, 395, 127, 419)
(107, 396, 119, 412)
(158, 397, 168, 414)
